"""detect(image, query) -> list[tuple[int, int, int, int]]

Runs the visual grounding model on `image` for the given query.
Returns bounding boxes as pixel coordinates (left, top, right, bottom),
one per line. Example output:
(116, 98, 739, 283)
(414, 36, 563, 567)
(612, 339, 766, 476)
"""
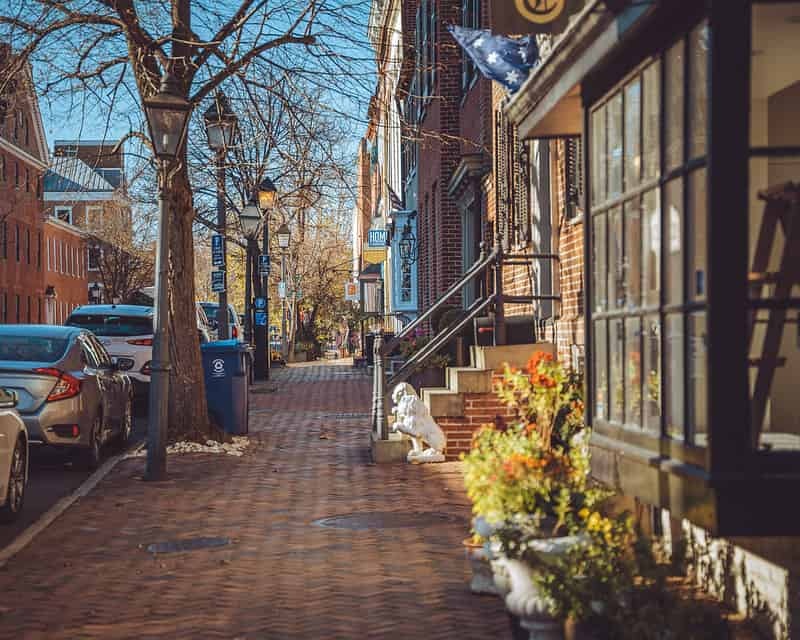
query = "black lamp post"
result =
(142, 71, 192, 481)
(276, 222, 291, 359)
(203, 92, 238, 340)
(254, 177, 277, 379)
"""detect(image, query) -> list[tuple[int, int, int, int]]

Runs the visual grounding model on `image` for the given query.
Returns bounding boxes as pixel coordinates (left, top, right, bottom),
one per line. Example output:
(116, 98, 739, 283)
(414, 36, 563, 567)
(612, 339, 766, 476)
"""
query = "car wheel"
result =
(0, 437, 27, 523)
(80, 415, 103, 471)
(116, 397, 133, 451)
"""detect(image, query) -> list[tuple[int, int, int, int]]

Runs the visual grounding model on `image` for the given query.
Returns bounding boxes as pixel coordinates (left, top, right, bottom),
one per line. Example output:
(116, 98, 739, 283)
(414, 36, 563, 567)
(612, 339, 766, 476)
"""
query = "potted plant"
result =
(397, 334, 450, 391)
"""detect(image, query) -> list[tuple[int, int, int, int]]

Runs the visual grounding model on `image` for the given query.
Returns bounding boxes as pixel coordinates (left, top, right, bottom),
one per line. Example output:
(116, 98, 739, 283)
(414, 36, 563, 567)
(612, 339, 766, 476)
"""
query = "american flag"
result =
(387, 182, 404, 211)
(448, 25, 539, 93)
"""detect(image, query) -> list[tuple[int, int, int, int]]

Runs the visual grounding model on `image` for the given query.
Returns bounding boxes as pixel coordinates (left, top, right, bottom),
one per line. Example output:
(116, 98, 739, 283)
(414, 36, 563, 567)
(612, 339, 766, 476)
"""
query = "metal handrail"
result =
(387, 295, 495, 389)
(379, 248, 498, 356)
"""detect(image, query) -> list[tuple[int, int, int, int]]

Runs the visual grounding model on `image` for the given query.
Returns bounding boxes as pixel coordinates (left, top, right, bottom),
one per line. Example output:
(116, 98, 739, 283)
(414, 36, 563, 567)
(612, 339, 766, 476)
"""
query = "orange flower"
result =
(524, 422, 538, 435)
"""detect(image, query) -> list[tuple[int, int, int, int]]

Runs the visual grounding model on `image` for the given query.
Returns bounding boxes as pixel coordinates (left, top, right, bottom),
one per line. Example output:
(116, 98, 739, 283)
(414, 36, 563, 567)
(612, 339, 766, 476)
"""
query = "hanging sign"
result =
(344, 282, 359, 302)
(511, 0, 582, 33)
(259, 254, 271, 276)
(254, 311, 267, 327)
(211, 270, 226, 293)
(368, 229, 388, 248)
(211, 235, 224, 267)
(254, 297, 266, 311)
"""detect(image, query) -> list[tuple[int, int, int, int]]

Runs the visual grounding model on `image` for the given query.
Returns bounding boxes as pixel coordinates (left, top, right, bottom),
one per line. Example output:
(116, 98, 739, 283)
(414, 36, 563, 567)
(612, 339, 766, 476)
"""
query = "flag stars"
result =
(519, 46, 528, 63)
(505, 70, 521, 86)
(473, 36, 485, 48)
(486, 51, 500, 65)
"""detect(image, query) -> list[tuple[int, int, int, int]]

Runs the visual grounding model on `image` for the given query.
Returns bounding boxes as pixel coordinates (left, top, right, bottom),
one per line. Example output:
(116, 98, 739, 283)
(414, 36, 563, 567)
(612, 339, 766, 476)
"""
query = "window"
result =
(416, 0, 436, 100)
(37, 232, 41, 270)
(462, 0, 480, 90)
(0, 292, 6, 323)
(0, 155, 5, 182)
(0, 222, 6, 259)
(88, 244, 101, 271)
(589, 21, 709, 445)
(24, 168, 29, 193)
(14, 161, 19, 187)
(86, 206, 103, 231)
(54, 207, 72, 224)
(15, 224, 20, 262)
(26, 296, 30, 323)
(565, 137, 584, 221)
(25, 228, 30, 264)
(748, 2, 800, 452)
(15, 294, 20, 323)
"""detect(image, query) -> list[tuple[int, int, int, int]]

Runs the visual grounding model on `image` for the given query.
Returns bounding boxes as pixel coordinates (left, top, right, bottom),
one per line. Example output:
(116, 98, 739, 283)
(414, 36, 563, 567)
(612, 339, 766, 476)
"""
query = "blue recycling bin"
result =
(200, 340, 252, 435)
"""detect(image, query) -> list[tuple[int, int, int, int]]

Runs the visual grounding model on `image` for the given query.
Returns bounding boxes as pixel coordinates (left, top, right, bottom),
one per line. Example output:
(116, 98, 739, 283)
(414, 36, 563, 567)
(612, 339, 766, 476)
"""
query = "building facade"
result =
(506, 0, 800, 635)
(0, 43, 50, 324)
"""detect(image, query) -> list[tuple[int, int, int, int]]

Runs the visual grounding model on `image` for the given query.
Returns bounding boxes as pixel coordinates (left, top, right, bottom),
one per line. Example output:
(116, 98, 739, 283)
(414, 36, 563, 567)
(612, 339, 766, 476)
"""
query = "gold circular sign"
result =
(515, 0, 566, 24)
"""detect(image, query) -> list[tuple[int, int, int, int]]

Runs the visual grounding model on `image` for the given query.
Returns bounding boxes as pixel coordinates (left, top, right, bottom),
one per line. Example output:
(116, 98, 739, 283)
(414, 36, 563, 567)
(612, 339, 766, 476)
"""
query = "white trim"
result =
(0, 137, 49, 171)
(43, 191, 122, 202)
(44, 215, 84, 238)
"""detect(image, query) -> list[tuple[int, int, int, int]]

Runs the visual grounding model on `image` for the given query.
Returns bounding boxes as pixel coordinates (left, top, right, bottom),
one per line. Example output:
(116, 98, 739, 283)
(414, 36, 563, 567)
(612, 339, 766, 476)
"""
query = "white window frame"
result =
(54, 206, 73, 225)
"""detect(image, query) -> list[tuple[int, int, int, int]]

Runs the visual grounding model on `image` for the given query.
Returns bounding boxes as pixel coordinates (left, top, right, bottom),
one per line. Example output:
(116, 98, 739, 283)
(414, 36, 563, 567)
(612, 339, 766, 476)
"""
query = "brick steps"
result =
(420, 343, 555, 460)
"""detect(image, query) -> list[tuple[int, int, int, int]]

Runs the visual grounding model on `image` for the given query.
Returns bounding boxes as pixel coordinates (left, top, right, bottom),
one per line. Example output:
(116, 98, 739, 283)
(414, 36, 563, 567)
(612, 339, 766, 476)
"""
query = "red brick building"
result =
(0, 44, 50, 324)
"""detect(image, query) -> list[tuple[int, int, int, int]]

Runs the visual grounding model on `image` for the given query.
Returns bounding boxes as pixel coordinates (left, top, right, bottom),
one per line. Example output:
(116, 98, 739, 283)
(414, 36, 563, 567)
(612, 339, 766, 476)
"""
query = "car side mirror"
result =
(0, 388, 18, 409)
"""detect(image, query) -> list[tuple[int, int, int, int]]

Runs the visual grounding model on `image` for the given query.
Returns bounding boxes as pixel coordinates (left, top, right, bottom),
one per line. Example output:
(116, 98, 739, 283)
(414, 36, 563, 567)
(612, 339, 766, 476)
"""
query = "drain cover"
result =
(145, 536, 231, 554)
(312, 511, 463, 530)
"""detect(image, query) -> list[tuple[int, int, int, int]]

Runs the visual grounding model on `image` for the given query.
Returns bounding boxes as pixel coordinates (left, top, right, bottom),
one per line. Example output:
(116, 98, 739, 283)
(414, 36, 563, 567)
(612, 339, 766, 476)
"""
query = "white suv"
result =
(66, 304, 154, 396)
(199, 302, 244, 342)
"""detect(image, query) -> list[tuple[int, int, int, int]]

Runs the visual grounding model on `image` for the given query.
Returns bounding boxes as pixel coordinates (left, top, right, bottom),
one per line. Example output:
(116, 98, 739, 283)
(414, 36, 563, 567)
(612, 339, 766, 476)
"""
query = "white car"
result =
(0, 387, 28, 523)
(199, 302, 245, 342)
(66, 305, 154, 396)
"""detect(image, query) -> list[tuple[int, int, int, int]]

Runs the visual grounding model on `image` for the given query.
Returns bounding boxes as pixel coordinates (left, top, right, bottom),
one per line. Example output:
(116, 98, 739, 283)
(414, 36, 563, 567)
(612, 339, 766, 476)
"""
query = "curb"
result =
(0, 441, 145, 569)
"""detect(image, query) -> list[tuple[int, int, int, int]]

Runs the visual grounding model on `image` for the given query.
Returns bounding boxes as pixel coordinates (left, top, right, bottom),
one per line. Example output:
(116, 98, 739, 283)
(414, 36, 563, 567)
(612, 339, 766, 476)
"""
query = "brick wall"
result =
(43, 218, 88, 324)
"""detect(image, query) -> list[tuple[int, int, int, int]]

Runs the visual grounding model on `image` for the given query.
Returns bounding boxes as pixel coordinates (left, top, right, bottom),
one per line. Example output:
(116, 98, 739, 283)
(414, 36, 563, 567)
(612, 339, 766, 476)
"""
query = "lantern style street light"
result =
(258, 177, 277, 210)
(203, 91, 238, 341)
(398, 219, 418, 263)
(251, 178, 278, 380)
(277, 222, 291, 249)
(239, 193, 262, 238)
(142, 71, 192, 481)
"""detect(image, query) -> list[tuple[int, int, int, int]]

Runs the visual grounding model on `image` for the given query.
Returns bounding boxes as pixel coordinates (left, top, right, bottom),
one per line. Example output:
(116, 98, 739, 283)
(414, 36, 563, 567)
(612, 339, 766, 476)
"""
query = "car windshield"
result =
(0, 335, 70, 363)
(200, 303, 234, 323)
(66, 314, 153, 337)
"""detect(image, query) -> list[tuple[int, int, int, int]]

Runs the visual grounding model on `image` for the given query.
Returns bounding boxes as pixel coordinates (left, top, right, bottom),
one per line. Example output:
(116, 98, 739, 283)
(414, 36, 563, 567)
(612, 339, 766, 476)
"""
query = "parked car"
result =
(66, 305, 154, 396)
(199, 302, 244, 341)
(0, 387, 28, 523)
(0, 325, 133, 469)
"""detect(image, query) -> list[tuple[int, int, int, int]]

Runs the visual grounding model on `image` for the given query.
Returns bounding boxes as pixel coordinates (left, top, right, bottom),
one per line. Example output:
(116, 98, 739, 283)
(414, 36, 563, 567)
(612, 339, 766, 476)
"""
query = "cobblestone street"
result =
(0, 360, 509, 639)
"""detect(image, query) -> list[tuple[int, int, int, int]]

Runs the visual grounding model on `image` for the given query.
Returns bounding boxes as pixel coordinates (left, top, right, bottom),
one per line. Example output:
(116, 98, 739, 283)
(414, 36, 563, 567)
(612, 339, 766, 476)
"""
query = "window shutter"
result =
(565, 137, 583, 220)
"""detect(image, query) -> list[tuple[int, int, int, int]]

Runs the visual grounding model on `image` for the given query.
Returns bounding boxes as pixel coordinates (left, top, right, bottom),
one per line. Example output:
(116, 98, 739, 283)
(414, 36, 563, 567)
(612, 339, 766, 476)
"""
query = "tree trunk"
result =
(165, 163, 218, 442)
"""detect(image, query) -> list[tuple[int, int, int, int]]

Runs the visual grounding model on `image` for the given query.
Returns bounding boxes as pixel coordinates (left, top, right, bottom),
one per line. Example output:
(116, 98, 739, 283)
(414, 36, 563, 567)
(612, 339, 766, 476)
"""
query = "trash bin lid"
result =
(201, 339, 241, 352)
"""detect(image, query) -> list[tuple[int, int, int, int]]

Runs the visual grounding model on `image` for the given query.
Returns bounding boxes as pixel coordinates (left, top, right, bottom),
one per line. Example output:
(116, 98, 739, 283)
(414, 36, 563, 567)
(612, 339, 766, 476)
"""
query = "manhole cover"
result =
(145, 536, 231, 554)
(312, 511, 463, 530)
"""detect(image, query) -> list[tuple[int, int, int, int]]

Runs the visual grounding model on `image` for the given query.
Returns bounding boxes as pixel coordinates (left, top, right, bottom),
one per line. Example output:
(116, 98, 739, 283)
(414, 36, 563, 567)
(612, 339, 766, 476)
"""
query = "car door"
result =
(77, 335, 112, 439)
(87, 335, 124, 430)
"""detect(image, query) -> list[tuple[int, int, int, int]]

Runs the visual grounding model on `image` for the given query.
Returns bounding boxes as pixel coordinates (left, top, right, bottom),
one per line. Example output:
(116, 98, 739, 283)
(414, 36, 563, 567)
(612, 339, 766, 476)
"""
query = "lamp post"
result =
(255, 177, 277, 379)
(238, 192, 261, 345)
(203, 92, 238, 341)
(142, 71, 192, 481)
(277, 222, 291, 359)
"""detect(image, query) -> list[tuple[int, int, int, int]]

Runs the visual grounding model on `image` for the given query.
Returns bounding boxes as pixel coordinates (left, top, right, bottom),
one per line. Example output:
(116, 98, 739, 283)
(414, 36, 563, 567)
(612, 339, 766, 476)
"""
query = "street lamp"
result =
(253, 177, 277, 380)
(398, 220, 418, 263)
(203, 91, 238, 341)
(143, 70, 192, 481)
(276, 222, 291, 358)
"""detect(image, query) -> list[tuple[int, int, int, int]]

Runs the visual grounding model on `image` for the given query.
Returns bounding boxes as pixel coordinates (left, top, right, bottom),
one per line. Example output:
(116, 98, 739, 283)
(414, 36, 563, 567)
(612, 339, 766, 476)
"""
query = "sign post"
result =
(211, 234, 224, 267)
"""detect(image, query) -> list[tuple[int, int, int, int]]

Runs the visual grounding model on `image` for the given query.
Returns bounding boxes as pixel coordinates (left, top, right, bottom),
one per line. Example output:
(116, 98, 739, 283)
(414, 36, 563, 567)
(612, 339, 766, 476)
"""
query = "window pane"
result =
(609, 318, 624, 423)
(591, 107, 607, 206)
(624, 198, 642, 309)
(642, 188, 661, 307)
(750, 4, 800, 148)
(688, 21, 708, 159)
(608, 206, 624, 309)
(592, 214, 607, 312)
(749, 310, 800, 452)
(625, 316, 642, 428)
(665, 313, 684, 440)
(689, 312, 707, 447)
(624, 78, 642, 190)
(664, 40, 685, 171)
(608, 93, 623, 199)
(642, 61, 661, 180)
(688, 168, 707, 301)
(594, 320, 608, 421)
(643, 315, 661, 434)
(664, 178, 684, 306)
(748, 158, 800, 301)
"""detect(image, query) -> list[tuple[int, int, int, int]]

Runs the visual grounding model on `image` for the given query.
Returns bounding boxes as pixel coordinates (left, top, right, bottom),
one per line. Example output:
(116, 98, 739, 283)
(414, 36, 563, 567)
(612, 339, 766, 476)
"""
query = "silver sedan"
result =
(0, 387, 27, 522)
(0, 325, 133, 470)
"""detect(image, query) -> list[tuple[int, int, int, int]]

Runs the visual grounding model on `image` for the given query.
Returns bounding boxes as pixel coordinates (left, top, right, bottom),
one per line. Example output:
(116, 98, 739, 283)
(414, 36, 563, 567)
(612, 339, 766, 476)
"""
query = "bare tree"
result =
(0, 0, 371, 441)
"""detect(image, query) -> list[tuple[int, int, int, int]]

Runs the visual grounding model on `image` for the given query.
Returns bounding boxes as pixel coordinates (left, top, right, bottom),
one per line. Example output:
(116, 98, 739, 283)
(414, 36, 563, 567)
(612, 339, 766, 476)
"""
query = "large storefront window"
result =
(589, 21, 708, 445)
(748, 2, 800, 452)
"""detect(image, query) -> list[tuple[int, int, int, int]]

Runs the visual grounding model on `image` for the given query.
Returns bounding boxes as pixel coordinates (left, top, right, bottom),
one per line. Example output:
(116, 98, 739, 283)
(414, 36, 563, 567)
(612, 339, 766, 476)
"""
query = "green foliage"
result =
(397, 335, 451, 371)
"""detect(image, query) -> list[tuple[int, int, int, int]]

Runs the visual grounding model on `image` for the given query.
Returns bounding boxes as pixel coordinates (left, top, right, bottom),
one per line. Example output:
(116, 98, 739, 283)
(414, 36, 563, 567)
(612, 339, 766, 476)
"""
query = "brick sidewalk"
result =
(0, 360, 509, 639)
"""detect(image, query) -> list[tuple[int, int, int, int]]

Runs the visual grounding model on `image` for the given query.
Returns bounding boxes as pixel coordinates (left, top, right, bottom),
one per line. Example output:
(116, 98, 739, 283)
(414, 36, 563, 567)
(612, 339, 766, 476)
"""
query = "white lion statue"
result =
(390, 383, 446, 463)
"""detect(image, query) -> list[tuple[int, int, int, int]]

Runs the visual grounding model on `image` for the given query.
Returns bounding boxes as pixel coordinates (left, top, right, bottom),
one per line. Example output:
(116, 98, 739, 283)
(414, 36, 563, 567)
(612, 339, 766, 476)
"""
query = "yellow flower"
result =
(578, 508, 590, 520)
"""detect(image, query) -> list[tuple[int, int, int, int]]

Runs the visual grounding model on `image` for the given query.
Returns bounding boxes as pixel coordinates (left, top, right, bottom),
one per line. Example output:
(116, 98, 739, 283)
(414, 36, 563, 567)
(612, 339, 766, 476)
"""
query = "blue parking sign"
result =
(211, 270, 226, 293)
(211, 235, 224, 267)
(259, 254, 270, 276)
(254, 297, 266, 311)
(254, 311, 267, 326)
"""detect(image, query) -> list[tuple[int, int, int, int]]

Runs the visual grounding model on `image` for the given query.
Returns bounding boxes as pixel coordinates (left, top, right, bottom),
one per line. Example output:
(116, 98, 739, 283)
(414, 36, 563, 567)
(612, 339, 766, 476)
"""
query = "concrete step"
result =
(421, 388, 464, 418)
(445, 367, 493, 394)
(470, 343, 556, 371)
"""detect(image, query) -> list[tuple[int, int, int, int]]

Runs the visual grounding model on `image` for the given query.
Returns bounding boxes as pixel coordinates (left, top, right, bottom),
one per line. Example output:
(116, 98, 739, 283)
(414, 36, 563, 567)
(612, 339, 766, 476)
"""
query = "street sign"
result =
(259, 254, 271, 276)
(254, 311, 267, 327)
(254, 297, 266, 311)
(211, 270, 226, 293)
(278, 281, 286, 299)
(211, 234, 224, 267)
(368, 229, 388, 247)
